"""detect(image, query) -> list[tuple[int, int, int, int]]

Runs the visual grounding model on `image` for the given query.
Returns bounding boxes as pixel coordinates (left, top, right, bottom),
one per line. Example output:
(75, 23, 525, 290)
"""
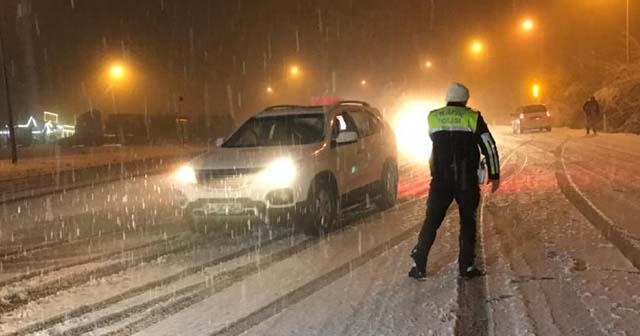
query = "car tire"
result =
(186, 213, 206, 234)
(376, 161, 398, 210)
(185, 209, 224, 236)
(303, 179, 338, 237)
(266, 208, 297, 229)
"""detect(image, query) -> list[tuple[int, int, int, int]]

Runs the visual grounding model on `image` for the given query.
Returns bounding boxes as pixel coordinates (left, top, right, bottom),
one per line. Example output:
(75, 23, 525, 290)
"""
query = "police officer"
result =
(409, 83, 500, 281)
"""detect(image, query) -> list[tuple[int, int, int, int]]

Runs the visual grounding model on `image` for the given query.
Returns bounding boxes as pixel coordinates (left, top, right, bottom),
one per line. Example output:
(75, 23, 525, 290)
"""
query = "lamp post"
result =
(0, 23, 17, 163)
(626, 0, 630, 64)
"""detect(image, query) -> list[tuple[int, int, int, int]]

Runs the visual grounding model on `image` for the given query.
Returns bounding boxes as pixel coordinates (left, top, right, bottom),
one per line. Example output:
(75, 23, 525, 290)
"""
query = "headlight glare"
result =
(175, 165, 197, 184)
(261, 158, 297, 188)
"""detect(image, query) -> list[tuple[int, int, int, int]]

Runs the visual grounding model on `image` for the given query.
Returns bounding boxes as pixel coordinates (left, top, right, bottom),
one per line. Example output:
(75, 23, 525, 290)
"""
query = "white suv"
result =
(174, 101, 398, 236)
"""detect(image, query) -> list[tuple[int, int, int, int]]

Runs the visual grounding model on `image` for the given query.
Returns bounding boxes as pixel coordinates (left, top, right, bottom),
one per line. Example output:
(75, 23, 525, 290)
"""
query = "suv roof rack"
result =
(264, 105, 310, 111)
(336, 100, 370, 107)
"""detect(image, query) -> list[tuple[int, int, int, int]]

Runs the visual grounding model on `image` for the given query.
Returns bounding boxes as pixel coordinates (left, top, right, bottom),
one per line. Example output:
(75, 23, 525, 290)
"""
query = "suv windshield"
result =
(223, 114, 325, 148)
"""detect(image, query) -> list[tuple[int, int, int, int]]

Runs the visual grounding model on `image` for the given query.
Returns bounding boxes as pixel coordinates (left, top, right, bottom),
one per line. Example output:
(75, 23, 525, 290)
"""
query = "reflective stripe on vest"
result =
(428, 106, 479, 134)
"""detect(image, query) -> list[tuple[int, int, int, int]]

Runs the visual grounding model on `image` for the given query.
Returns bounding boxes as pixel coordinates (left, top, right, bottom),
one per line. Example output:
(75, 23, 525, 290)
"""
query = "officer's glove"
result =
(489, 179, 500, 193)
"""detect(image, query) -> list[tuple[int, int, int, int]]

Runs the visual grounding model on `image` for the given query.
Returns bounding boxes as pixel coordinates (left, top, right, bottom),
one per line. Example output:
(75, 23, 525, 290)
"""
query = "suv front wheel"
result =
(303, 179, 338, 236)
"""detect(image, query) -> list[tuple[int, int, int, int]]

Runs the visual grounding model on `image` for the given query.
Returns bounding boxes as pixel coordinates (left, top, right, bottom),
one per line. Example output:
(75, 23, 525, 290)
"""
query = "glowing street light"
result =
(425, 61, 433, 69)
(470, 40, 484, 56)
(521, 19, 535, 32)
(106, 63, 129, 115)
(109, 64, 126, 81)
(532, 83, 541, 100)
(266, 86, 274, 94)
(360, 79, 367, 86)
(290, 65, 300, 77)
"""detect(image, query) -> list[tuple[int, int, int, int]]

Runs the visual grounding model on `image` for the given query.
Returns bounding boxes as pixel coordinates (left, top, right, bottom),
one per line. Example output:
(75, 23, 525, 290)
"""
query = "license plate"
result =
(204, 203, 243, 215)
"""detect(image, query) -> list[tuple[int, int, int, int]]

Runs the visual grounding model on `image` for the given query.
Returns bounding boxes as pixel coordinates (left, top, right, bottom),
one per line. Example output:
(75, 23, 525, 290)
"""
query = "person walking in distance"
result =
(409, 82, 500, 281)
(583, 96, 600, 135)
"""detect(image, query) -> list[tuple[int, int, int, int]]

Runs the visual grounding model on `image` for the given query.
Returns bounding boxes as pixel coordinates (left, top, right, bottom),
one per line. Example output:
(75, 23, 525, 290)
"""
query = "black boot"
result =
(409, 246, 427, 281)
(459, 265, 485, 279)
(408, 266, 427, 281)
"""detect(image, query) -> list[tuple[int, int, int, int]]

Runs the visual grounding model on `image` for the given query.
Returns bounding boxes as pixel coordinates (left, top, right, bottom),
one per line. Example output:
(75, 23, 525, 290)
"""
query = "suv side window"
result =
(332, 112, 357, 139)
(348, 110, 382, 138)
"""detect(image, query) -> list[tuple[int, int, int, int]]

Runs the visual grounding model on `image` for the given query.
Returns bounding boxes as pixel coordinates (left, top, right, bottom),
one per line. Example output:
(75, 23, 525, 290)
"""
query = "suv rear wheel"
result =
(376, 161, 398, 210)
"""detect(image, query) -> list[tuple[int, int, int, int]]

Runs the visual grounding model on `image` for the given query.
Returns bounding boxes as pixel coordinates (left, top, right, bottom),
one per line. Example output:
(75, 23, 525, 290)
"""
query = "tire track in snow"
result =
(100, 236, 323, 336)
(0, 230, 183, 289)
(95, 196, 420, 336)
(556, 138, 640, 271)
(208, 220, 422, 336)
(454, 138, 531, 336)
(0, 227, 248, 316)
(0, 212, 180, 261)
(481, 140, 568, 335)
(5, 229, 296, 336)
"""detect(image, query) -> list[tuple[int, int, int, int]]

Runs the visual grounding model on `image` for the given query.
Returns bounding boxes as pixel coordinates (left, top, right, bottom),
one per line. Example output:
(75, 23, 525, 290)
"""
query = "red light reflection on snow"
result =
(397, 167, 430, 199)
(495, 174, 558, 193)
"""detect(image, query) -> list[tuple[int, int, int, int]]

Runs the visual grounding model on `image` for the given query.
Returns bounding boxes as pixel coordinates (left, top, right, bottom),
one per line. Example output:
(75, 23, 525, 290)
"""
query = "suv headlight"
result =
(175, 165, 197, 184)
(261, 158, 297, 188)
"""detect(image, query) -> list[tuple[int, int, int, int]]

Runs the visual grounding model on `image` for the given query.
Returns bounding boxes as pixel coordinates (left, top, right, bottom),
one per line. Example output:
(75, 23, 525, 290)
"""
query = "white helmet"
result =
(445, 82, 470, 103)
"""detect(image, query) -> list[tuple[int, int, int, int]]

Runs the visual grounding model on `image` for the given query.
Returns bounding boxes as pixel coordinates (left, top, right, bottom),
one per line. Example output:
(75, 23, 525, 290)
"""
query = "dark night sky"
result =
(0, 0, 638, 126)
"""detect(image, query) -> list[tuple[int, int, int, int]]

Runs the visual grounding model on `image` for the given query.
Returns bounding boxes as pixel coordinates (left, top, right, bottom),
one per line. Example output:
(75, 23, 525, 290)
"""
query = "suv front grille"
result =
(195, 168, 263, 185)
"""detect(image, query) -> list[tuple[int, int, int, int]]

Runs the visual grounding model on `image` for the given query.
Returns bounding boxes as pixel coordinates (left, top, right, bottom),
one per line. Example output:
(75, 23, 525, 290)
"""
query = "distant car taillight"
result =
(519, 113, 524, 119)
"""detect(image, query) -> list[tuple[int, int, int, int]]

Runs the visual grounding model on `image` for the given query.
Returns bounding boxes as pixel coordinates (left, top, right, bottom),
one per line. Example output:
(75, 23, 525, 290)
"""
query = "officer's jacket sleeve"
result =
(475, 114, 500, 180)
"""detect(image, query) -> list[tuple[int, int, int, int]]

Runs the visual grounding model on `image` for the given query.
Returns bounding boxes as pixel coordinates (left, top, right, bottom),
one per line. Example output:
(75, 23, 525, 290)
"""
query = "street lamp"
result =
(521, 19, 535, 32)
(532, 83, 541, 100)
(425, 60, 433, 69)
(107, 63, 128, 115)
(290, 65, 300, 77)
(109, 64, 126, 81)
(266, 86, 274, 94)
(360, 79, 367, 86)
(470, 40, 484, 56)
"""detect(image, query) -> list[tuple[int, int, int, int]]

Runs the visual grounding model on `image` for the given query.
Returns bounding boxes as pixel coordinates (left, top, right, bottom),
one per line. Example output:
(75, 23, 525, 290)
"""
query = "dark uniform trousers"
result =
(414, 176, 480, 273)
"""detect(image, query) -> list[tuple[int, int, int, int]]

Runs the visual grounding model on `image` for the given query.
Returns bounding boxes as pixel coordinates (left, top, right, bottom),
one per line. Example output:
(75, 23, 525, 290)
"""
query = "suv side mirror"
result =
(335, 131, 358, 145)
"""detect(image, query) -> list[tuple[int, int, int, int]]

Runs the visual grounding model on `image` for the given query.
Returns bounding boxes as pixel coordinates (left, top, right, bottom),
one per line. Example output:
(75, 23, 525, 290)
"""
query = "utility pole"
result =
(0, 22, 18, 164)
(626, 0, 630, 64)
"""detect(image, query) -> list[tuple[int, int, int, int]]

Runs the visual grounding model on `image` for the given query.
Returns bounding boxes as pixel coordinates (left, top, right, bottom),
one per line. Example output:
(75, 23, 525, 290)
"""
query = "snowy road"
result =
(1, 127, 639, 335)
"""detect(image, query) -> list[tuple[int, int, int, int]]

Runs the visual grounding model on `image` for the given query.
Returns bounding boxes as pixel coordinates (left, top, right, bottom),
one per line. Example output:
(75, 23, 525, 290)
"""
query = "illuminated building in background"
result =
(0, 111, 75, 146)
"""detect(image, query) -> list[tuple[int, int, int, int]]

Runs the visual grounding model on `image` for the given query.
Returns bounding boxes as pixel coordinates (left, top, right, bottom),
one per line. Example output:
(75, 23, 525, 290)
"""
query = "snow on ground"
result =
(0, 144, 203, 181)
(134, 200, 459, 336)
(0, 172, 183, 262)
(1, 127, 639, 336)
(484, 128, 640, 335)
(242, 238, 459, 336)
(1, 228, 299, 335)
